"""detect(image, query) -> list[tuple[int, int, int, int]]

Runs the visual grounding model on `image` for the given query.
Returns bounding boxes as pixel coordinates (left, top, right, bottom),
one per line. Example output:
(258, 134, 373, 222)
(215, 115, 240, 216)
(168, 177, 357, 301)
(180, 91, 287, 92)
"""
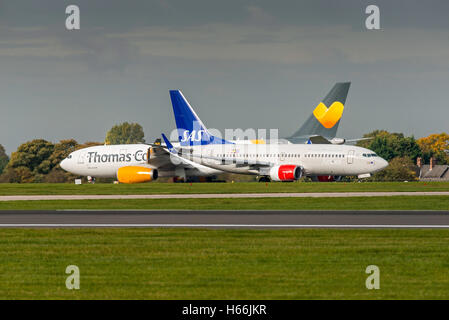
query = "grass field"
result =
(0, 196, 448, 210)
(0, 181, 448, 195)
(0, 228, 448, 299)
(1, 182, 447, 300)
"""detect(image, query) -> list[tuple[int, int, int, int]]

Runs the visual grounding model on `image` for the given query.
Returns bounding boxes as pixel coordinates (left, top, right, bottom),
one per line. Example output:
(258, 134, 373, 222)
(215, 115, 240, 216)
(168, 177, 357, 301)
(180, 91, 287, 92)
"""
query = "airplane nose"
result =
(380, 158, 389, 170)
(60, 159, 68, 171)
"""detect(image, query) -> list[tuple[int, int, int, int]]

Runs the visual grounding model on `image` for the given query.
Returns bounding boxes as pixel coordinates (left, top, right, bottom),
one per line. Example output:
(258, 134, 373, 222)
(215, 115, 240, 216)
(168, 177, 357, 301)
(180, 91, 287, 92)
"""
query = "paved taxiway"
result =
(0, 210, 448, 228)
(1, 191, 449, 201)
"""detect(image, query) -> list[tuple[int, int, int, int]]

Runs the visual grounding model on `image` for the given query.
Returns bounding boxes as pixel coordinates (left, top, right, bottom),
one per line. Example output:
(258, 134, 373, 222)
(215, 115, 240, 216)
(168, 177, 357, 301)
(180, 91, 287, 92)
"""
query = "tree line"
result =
(356, 130, 449, 181)
(0, 123, 447, 183)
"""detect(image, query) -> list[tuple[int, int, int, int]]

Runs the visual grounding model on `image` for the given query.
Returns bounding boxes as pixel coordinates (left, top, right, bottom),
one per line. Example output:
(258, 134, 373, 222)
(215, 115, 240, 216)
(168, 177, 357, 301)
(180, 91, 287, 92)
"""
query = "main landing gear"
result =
(258, 176, 271, 183)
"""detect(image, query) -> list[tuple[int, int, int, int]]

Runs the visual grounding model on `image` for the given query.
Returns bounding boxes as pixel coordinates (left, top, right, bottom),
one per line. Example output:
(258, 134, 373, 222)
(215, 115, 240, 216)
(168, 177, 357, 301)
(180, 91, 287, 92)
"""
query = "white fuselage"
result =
(60, 143, 388, 180)
(60, 144, 220, 178)
(181, 143, 388, 176)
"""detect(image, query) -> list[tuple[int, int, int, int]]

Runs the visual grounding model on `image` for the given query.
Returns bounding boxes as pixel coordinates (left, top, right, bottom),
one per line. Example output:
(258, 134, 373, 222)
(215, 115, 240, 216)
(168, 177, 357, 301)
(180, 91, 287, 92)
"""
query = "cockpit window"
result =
(67, 155, 72, 159)
(363, 153, 378, 158)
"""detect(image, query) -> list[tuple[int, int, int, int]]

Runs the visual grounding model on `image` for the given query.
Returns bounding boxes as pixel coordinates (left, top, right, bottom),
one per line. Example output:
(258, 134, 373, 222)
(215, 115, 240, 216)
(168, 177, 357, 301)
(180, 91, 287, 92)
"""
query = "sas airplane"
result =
(160, 128, 388, 183)
(162, 88, 388, 182)
(60, 82, 355, 183)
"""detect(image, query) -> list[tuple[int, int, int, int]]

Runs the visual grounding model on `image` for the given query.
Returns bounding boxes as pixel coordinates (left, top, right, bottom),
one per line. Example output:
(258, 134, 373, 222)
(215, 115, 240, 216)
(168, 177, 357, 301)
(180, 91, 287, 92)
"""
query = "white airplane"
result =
(162, 89, 387, 182)
(160, 129, 388, 182)
(60, 143, 220, 183)
(60, 83, 382, 183)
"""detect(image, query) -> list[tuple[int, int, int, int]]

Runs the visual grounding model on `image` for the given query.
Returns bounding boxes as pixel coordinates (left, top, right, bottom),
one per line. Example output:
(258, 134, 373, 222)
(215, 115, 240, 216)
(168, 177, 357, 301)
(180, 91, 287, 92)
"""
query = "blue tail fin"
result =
(169, 90, 232, 146)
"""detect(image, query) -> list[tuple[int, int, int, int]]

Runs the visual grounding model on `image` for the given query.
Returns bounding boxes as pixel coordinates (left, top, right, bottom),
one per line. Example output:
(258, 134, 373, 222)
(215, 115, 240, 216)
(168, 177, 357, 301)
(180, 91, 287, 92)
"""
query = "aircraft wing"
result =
(304, 135, 374, 145)
(161, 133, 273, 170)
(344, 137, 373, 144)
(190, 153, 272, 168)
(147, 143, 198, 170)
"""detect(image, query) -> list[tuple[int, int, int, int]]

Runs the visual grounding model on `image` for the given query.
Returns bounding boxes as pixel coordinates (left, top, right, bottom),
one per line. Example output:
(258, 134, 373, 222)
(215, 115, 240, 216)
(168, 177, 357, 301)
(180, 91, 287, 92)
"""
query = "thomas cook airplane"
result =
(59, 142, 220, 183)
(287, 82, 351, 144)
(60, 83, 360, 183)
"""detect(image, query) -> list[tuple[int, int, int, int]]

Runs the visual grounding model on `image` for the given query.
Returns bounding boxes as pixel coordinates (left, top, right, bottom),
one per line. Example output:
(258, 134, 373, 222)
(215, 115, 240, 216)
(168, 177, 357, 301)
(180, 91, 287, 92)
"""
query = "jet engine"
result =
(269, 165, 303, 182)
(330, 138, 346, 145)
(117, 166, 158, 184)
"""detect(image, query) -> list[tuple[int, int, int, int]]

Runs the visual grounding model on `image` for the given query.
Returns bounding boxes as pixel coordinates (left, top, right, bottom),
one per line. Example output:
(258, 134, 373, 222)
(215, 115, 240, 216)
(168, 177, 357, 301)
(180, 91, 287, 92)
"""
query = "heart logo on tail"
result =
(313, 101, 344, 129)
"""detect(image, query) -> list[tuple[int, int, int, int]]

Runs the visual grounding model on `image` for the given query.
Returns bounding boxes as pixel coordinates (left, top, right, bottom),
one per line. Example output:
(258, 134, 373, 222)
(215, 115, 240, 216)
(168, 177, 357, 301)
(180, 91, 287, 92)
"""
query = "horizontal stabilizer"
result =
(307, 135, 331, 144)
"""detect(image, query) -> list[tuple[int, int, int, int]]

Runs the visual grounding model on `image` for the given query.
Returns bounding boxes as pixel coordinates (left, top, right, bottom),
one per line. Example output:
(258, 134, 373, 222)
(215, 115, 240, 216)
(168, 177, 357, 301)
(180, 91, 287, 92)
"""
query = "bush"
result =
(370, 157, 418, 182)
(44, 168, 70, 183)
(0, 167, 34, 183)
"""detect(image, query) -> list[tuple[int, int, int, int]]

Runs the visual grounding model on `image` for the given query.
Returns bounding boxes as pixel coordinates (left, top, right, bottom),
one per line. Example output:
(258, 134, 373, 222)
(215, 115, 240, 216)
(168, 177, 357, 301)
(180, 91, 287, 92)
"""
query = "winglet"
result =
(161, 133, 176, 153)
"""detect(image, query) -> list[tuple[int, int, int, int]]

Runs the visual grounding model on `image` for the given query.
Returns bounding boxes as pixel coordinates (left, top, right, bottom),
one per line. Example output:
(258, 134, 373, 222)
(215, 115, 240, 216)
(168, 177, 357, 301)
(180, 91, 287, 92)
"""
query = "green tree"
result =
(76, 141, 103, 150)
(416, 133, 449, 165)
(48, 139, 79, 169)
(43, 139, 80, 183)
(0, 144, 9, 175)
(370, 157, 418, 182)
(105, 122, 145, 145)
(0, 166, 34, 183)
(6, 139, 55, 182)
(357, 130, 421, 161)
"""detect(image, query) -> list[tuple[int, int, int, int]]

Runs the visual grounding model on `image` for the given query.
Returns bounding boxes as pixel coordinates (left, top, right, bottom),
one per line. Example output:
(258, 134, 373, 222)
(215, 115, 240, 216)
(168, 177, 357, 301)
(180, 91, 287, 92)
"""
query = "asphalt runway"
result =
(1, 191, 449, 201)
(0, 210, 449, 228)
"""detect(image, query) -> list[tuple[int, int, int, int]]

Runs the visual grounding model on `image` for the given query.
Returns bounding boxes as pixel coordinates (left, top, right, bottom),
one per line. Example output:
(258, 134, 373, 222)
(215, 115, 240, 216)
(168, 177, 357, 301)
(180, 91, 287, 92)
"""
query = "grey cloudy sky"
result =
(1, 0, 448, 153)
